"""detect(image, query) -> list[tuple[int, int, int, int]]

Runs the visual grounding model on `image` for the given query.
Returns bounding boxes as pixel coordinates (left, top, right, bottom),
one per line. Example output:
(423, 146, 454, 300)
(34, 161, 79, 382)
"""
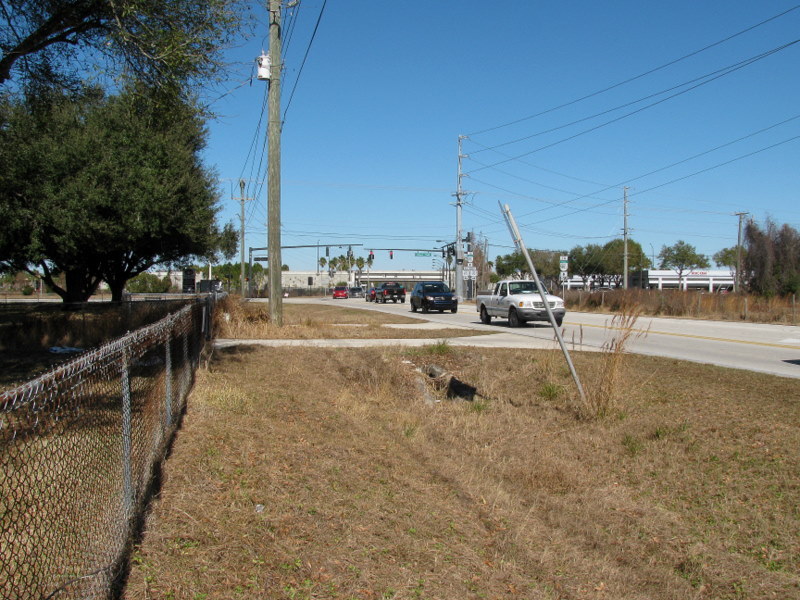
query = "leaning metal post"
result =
(499, 202, 587, 404)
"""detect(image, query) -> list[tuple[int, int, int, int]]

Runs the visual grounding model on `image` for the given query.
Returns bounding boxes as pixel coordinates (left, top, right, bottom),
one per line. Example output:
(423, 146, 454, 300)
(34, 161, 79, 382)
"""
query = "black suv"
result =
(410, 281, 457, 313)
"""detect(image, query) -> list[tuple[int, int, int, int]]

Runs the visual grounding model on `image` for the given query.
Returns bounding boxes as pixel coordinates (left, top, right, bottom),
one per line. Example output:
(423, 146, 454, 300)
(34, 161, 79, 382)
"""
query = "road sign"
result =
(415, 252, 431, 257)
(559, 255, 568, 272)
(463, 267, 478, 278)
(559, 271, 569, 282)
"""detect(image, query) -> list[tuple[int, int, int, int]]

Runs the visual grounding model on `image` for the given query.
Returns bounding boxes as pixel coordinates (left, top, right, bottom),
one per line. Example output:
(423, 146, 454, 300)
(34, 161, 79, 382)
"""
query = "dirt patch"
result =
(125, 346, 799, 599)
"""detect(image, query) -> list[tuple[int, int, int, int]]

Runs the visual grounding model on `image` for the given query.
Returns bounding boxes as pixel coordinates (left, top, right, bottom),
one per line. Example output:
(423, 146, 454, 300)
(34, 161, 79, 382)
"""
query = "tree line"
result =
(492, 224, 800, 297)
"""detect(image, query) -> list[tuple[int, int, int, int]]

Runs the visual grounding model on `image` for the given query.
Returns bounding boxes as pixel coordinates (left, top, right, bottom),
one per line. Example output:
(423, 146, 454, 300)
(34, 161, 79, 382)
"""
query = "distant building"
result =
(562, 269, 734, 292)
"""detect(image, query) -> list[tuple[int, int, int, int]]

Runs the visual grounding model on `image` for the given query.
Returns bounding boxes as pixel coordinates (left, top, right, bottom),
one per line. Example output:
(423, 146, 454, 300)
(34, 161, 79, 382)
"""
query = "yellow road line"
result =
(571, 321, 800, 350)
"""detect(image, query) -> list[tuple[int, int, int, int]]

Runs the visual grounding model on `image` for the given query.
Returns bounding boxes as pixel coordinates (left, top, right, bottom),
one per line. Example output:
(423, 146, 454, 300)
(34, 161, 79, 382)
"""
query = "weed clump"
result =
(580, 305, 648, 420)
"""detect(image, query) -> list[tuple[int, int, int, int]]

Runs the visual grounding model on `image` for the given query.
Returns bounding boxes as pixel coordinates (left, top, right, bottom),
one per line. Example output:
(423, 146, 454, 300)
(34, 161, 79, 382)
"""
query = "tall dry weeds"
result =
(580, 304, 648, 419)
(565, 288, 798, 324)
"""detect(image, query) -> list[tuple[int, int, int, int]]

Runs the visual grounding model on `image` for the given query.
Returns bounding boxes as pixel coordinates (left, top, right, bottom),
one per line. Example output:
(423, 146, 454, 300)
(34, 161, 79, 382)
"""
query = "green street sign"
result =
(415, 252, 432, 257)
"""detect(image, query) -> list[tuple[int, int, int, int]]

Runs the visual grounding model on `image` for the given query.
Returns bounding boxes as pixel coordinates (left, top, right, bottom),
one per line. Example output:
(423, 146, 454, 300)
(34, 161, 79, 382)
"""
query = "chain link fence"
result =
(1, 296, 218, 599)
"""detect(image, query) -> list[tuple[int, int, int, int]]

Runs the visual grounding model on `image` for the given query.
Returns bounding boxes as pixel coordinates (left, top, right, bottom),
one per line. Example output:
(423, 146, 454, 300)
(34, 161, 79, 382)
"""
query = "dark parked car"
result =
(349, 286, 365, 298)
(410, 281, 457, 313)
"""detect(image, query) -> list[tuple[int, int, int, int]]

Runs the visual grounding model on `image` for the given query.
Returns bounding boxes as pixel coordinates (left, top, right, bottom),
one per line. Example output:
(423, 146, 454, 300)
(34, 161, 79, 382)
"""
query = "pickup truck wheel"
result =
(508, 308, 522, 328)
(555, 317, 563, 327)
(451, 305, 458, 313)
(422, 304, 429, 314)
(411, 303, 417, 312)
(401, 298, 405, 303)
(480, 306, 491, 324)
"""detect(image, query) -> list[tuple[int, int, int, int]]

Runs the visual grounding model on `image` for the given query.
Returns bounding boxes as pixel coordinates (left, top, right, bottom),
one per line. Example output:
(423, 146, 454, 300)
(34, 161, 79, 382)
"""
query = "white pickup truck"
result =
(476, 279, 565, 327)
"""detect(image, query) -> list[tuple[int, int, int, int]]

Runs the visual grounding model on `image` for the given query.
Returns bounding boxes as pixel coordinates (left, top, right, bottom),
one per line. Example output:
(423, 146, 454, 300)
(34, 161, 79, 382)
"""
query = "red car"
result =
(332, 286, 349, 299)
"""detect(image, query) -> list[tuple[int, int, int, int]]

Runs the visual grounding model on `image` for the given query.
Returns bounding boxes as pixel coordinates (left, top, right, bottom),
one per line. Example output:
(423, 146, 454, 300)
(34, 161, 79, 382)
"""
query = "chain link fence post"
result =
(121, 349, 133, 522)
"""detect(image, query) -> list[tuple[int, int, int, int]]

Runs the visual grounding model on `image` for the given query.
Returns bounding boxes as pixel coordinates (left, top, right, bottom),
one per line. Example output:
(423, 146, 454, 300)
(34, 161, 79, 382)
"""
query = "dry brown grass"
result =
(579, 305, 649, 420)
(214, 297, 486, 341)
(566, 288, 799, 325)
(125, 345, 799, 600)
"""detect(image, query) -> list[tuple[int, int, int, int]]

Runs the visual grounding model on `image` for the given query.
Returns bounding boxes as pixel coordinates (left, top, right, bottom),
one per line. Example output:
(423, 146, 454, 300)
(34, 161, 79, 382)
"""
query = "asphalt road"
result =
(303, 297, 800, 380)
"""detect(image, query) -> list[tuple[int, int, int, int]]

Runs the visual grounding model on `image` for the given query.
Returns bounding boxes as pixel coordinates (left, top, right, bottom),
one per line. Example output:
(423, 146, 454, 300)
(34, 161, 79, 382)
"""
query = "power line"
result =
(470, 43, 799, 156)
(282, 1, 301, 59)
(466, 4, 800, 137)
(283, 0, 327, 122)
(467, 108, 800, 226)
(518, 133, 800, 229)
(467, 39, 800, 175)
(631, 134, 800, 197)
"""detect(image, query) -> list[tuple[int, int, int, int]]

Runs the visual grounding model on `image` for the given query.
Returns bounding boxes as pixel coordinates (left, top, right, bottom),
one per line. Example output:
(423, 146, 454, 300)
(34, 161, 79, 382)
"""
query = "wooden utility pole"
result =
(623, 186, 629, 289)
(454, 135, 466, 301)
(734, 211, 748, 293)
(267, 0, 283, 325)
(235, 179, 250, 296)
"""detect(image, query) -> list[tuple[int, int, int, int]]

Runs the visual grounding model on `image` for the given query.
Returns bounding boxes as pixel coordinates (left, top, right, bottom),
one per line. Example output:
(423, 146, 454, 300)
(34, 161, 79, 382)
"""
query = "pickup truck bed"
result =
(375, 282, 406, 303)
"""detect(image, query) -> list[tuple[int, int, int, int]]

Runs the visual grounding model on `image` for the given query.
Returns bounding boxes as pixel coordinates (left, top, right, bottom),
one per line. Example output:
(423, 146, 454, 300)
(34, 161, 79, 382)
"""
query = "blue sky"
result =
(204, 0, 800, 272)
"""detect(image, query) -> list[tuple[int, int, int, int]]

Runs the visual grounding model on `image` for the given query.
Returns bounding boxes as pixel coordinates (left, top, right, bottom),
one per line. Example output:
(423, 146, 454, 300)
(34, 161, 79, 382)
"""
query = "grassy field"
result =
(123, 308, 799, 599)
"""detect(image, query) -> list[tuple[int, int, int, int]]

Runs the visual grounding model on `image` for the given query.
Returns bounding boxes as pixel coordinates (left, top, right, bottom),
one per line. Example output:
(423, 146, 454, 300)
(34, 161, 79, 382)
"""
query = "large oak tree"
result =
(0, 0, 248, 93)
(0, 85, 221, 301)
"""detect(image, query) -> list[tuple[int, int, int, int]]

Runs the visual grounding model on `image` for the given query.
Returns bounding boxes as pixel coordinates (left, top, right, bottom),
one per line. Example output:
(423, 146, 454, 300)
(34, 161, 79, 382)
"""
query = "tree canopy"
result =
(0, 85, 221, 301)
(494, 250, 561, 281)
(0, 0, 249, 94)
(744, 219, 800, 296)
(712, 247, 739, 270)
(658, 240, 709, 284)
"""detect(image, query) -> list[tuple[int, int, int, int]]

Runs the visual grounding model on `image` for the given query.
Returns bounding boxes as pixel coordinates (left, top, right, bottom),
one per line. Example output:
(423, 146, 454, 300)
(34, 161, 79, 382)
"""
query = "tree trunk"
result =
(62, 268, 100, 302)
(108, 280, 126, 302)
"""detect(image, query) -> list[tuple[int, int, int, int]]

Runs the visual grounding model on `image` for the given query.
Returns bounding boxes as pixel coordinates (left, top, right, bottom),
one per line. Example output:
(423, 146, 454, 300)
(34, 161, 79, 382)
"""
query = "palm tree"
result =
(354, 256, 366, 285)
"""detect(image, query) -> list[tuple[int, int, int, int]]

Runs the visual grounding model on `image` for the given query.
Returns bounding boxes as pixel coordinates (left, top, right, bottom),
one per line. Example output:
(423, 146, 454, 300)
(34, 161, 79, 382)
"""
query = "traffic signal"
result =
(389, 250, 393, 260)
(369, 250, 374, 260)
(325, 246, 329, 257)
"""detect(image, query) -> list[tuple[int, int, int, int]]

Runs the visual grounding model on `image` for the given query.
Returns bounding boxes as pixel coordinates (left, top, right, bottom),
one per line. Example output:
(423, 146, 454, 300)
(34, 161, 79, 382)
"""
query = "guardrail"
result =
(0, 296, 217, 599)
